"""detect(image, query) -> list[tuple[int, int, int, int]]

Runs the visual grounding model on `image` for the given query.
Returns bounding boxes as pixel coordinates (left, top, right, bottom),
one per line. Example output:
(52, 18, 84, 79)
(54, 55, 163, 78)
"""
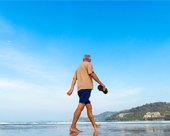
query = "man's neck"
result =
(83, 60, 90, 63)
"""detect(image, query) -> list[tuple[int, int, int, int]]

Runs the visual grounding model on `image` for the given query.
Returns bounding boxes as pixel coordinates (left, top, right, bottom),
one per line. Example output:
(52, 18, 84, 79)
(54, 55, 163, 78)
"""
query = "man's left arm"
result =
(88, 63, 106, 91)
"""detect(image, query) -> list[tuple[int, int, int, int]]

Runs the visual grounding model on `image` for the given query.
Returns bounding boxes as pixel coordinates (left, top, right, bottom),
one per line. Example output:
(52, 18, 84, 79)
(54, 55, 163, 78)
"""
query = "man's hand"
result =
(101, 84, 106, 92)
(102, 85, 106, 91)
(67, 89, 73, 96)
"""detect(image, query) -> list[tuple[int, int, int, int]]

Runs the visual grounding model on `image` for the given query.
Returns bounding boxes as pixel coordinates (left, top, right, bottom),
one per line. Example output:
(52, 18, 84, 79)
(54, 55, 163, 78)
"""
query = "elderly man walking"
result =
(67, 54, 106, 133)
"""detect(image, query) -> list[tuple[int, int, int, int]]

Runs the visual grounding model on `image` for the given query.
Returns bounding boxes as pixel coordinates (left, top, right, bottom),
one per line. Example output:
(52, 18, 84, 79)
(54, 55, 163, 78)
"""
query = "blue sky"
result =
(0, 1, 170, 121)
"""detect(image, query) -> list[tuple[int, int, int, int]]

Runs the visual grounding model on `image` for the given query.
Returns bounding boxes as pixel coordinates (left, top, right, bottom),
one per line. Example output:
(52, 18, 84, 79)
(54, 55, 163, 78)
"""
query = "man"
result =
(67, 54, 106, 133)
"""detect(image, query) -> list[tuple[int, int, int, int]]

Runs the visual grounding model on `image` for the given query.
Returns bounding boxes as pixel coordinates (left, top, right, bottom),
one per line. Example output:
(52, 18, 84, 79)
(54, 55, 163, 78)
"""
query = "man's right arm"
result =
(67, 78, 76, 96)
(67, 71, 77, 96)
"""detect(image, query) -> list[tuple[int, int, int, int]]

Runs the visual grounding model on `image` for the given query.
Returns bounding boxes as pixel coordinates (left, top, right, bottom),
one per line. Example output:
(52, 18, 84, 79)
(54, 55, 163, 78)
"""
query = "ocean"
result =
(0, 121, 170, 136)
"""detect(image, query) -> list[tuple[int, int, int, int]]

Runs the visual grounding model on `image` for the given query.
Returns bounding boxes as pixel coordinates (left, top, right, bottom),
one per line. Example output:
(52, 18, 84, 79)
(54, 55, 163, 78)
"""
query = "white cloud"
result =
(0, 78, 67, 110)
(0, 44, 70, 81)
(0, 18, 69, 85)
(0, 78, 48, 91)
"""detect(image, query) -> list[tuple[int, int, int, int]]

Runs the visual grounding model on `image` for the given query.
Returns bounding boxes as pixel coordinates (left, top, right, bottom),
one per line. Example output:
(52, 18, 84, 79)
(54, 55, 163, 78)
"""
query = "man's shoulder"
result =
(77, 62, 93, 70)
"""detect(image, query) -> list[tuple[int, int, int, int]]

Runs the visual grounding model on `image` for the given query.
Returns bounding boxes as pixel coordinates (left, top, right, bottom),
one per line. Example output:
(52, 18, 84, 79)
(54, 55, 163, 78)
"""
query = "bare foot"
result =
(94, 125, 100, 131)
(93, 130, 99, 136)
(75, 128, 83, 132)
(70, 127, 79, 133)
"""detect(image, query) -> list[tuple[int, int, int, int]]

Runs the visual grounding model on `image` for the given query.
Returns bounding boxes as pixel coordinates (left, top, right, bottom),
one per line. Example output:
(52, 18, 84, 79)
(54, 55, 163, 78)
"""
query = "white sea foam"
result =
(0, 121, 170, 125)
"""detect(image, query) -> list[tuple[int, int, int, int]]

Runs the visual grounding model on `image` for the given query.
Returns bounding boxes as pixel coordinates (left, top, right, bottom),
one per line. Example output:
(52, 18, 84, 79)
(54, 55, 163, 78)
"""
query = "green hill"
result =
(79, 102, 170, 122)
(106, 102, 170, 121)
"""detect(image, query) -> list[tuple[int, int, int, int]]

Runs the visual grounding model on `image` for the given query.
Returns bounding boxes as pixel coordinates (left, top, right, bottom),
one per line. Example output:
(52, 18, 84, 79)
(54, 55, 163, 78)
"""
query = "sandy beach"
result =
(0, 121, 170, 136)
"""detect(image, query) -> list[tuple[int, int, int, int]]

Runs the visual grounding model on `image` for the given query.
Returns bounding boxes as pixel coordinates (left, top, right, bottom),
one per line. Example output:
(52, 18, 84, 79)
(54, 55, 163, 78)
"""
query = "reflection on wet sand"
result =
(1, 122, 170, 136)
(70, 132, 79, 136)
(93, 131, 99, 136)
(103, 123, 170, 136)
(70, 130, 99, 136)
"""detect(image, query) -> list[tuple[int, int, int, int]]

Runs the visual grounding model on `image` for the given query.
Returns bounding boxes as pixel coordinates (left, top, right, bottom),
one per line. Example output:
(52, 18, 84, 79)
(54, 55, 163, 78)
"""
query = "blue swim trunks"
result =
(78, 89, 92, 104)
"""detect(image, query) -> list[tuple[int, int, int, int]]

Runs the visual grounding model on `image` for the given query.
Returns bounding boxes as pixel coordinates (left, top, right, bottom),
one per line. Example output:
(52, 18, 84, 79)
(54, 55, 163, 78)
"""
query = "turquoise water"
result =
(0, 121, 170, 136)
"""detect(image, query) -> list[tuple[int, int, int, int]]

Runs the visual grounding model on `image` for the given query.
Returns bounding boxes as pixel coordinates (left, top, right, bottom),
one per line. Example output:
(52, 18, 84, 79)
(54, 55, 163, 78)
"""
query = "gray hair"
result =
(83, 54, 91, 60)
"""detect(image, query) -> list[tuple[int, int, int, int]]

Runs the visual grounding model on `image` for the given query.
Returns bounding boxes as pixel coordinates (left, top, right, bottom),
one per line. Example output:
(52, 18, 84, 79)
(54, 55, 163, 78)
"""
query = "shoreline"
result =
(1, 121, 170, 125)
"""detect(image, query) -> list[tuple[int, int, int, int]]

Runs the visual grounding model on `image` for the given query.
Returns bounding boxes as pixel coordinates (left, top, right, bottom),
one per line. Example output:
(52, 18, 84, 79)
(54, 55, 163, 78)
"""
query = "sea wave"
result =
(0, 121, 170, 125)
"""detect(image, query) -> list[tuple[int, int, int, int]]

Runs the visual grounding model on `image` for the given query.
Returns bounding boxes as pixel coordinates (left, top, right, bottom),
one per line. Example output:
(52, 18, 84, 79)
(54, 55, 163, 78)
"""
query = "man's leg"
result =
(70, 103, 85, 132)
(86, 103, 100, 130)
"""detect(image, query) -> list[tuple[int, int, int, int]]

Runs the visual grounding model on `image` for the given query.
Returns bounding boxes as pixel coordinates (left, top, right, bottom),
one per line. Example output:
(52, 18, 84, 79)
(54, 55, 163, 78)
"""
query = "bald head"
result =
(83, 54, 91, 62)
